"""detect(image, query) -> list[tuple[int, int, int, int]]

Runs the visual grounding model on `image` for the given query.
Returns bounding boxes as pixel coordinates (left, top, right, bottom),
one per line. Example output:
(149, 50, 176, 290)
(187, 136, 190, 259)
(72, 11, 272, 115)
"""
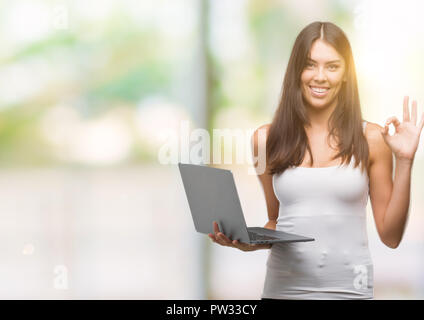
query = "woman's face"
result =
(300, 39, 346, 110)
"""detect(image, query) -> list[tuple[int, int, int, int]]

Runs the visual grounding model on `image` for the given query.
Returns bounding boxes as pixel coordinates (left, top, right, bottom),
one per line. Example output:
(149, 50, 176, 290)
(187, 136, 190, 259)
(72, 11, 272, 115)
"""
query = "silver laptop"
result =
(178, 162, 315, 244)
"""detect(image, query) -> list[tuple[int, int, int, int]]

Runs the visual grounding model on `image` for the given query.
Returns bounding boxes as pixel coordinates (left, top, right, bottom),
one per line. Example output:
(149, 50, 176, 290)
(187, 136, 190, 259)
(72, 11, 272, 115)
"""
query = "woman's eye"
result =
(329, 65, 338, 70)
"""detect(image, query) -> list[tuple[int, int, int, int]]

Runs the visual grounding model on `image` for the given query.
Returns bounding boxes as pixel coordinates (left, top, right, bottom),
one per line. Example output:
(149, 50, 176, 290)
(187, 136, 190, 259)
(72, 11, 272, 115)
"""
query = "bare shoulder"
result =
(257, 123, 271, 132)
(251, 124, 271, 174)
(363, 121, 392, 167)
(252, 123, 271, 144)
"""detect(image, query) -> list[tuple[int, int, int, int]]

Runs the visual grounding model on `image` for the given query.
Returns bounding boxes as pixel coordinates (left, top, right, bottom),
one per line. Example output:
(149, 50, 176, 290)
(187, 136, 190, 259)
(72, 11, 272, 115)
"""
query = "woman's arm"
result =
(252, 124, 279, 231)
(368, 97, 423, 248)
(368, 123, 408, 249)
(382, 158, 413, 248)
(207, 124, 278, 251)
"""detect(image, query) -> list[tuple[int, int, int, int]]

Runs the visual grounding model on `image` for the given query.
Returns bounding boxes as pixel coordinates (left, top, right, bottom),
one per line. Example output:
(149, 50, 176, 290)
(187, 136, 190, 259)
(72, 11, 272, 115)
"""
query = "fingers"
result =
(210, 221, 233, 247)
(409, 98, 423, 131)
(384, 116, 401, 134)
(232, 239, 252, 251)
(209, 235, 270, 252)
(217, 232, 232, 245)
(208, 233, 227, 246)
(233, 240, 271, 251)
(403, 96, 410, 122)
(212, 221, 230, 246)
(209, 222, 267, 251)
(381, 122, 389, 135)
(403, 96, 419, 125)
(208, 233, 217, 242)
(213, 221, 220, 234)
(411, 100, 417, 125)
(386, 116, 401, 127)
(208, 232, 249, 250)
(419, 112, 424, 131)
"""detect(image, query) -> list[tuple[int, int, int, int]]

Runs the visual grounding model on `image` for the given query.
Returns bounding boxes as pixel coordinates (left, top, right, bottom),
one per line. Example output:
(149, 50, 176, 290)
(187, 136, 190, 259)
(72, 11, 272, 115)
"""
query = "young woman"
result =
(208, 21, 424, 299)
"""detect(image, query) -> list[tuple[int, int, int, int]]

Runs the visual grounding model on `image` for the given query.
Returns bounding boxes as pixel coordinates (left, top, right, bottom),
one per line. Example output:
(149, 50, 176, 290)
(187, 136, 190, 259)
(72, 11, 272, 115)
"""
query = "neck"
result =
(304, 98, 338, 132)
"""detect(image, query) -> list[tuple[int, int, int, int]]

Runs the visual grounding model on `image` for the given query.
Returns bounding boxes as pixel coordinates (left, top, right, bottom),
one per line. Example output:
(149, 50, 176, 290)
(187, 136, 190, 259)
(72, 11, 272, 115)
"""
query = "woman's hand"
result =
(208, 221, 271, 252)
(381, 96, 424, 162)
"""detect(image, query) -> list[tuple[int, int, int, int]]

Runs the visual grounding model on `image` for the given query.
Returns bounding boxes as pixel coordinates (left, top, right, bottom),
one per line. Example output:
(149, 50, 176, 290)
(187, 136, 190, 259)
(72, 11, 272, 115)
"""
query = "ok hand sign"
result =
(380, 96, 424, 162)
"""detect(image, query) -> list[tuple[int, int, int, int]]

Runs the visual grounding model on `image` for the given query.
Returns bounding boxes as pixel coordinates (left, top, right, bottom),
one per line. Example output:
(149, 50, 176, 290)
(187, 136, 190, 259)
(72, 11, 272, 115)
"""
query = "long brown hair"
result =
(267, 21, 369, 176)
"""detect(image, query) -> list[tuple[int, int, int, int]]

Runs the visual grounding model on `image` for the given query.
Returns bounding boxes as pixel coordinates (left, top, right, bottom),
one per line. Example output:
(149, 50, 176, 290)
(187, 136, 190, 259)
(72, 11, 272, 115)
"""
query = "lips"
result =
(309, 86, 330, 98)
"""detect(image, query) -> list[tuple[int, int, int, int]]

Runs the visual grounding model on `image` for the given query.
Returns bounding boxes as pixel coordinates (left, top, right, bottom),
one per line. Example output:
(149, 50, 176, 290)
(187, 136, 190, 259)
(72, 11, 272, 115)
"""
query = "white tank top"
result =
(262, 121, 373, 300)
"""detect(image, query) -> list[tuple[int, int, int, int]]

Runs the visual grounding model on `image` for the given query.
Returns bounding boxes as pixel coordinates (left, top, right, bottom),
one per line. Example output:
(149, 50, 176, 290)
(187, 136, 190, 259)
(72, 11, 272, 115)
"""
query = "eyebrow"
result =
(307, 58, 341, 64)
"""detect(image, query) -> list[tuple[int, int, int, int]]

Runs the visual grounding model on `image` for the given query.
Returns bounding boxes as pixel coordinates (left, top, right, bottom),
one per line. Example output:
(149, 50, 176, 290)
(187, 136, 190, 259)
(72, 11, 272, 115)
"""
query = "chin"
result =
(306, 99, 329, 108)
(306, 95, 336, 109)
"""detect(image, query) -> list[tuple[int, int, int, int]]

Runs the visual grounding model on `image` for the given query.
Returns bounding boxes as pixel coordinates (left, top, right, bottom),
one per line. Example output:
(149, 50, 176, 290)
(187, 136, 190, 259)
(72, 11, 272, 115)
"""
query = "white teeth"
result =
(311, 87, 329, 93)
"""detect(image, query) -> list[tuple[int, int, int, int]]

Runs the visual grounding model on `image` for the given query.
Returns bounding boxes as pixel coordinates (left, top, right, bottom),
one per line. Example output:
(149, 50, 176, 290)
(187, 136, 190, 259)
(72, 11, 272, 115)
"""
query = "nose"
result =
(313, 66, 327, 82)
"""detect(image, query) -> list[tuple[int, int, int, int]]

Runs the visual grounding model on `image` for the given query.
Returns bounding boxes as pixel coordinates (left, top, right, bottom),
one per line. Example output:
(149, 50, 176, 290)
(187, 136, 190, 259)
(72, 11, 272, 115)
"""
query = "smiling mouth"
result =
(309, 86, 330, 97)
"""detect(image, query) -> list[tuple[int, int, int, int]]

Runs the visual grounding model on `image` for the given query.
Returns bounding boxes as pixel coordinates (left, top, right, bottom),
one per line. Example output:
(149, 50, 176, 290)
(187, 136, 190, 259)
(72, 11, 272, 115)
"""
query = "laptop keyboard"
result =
(249, 232, 278, 241)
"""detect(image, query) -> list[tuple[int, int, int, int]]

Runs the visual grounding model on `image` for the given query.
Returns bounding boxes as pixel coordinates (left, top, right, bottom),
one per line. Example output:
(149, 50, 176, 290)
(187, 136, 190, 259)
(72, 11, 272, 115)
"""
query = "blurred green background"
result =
(0, 0, 423, 299)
